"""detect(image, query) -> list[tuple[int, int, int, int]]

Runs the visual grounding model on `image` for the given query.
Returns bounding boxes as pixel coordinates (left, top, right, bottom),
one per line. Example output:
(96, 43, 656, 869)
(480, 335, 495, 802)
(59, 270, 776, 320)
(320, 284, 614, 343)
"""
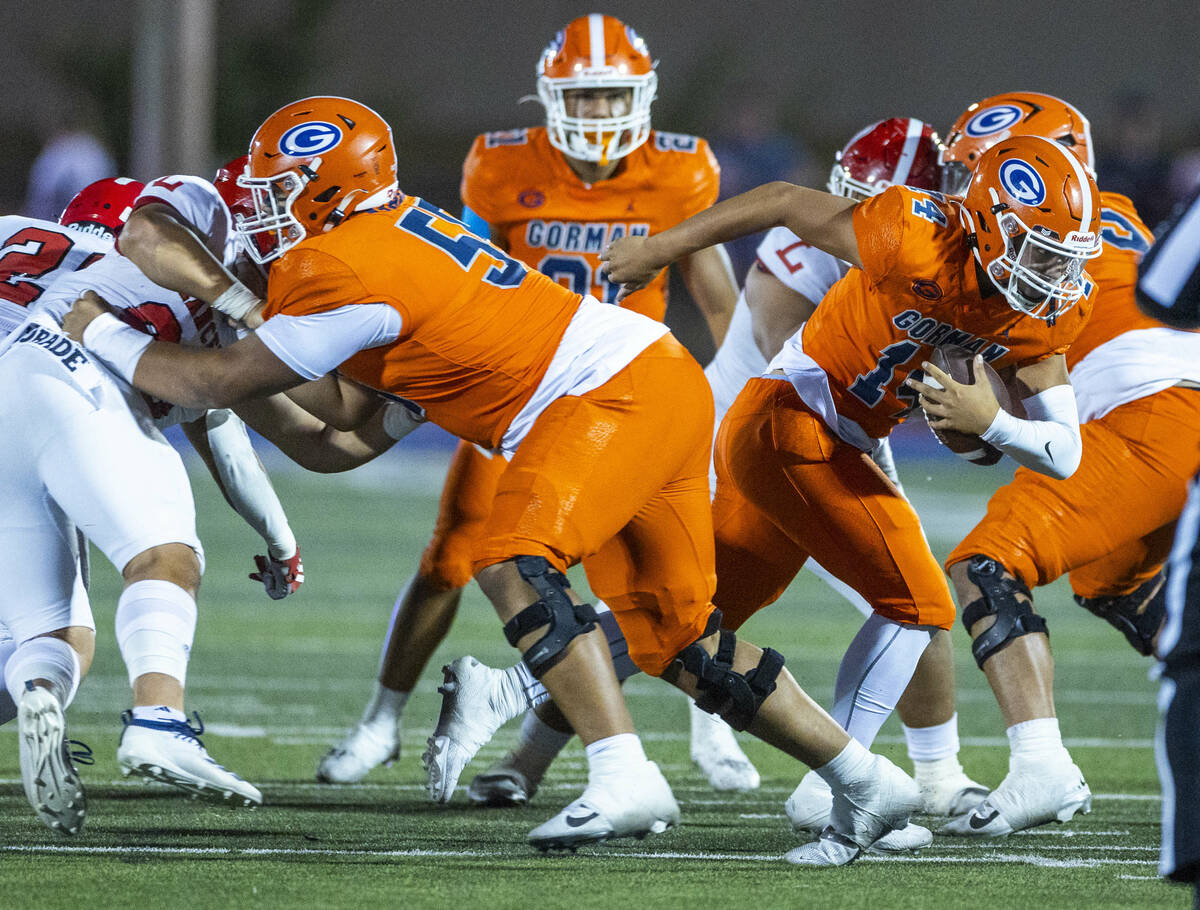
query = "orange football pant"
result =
(419, 440, 507, 592)
(475, 335, 718, 676)
(712, 377, 956, 631)
(946, 386, 1200, 596)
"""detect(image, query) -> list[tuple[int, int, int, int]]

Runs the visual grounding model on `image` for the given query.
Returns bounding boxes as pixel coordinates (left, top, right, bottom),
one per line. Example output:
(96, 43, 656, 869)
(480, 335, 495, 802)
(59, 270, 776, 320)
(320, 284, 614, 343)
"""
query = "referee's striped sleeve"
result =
(1138, 188, 1200, 329)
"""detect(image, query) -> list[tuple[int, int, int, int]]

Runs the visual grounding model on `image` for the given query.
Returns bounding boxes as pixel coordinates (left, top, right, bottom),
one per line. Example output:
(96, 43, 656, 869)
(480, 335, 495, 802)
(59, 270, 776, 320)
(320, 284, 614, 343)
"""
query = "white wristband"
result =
(382, 400, 426, 440)
(212, 282, 263, 321)
(81, 313, 153, 384)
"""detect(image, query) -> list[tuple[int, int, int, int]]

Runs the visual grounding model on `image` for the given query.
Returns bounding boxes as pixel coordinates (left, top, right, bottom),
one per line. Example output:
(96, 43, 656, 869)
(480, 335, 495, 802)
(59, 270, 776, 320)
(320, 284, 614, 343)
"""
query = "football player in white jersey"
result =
(0, 173, 392, 832)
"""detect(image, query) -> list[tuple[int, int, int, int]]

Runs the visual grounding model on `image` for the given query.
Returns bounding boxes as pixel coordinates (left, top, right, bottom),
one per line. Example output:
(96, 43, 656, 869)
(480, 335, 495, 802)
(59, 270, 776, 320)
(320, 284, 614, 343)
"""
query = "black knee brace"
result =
(1074, 571, 1166, 657)
(961, 555, 1048, 669)
(671, 627, 785, 731)
(502, 556, 597, 677)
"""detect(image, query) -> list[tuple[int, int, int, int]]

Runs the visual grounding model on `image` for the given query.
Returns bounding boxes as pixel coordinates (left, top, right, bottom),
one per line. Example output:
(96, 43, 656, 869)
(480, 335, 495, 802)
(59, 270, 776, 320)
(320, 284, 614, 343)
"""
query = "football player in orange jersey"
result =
(66, 95, 926, 863)
(605, 133, 1101, 863)
(933, 93, 1200, 837)
(316, 13, 749, 792)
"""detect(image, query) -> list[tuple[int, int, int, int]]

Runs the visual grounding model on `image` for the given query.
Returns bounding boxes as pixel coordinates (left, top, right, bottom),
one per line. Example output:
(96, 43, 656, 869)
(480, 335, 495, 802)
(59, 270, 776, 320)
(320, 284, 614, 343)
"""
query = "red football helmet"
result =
(58, 177, 145, 238)
(238, 96, 399, 264)
(961, 135, 1102, 320)
(828, 118, 942, 202)
(941, 92, 1094, 196)
(214, 154, 276, 264)
(536, 14, 657, 164)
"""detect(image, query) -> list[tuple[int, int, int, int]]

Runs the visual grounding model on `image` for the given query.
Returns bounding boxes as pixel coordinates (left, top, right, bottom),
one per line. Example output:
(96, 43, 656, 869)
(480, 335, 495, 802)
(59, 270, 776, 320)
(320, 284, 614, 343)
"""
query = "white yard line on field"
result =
(0, 843, 1158, 868)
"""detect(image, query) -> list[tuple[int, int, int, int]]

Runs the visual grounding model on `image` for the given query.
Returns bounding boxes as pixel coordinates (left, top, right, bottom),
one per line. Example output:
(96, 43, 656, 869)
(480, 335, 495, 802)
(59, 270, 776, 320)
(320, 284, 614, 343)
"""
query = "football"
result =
(922, 345, 1022, 466)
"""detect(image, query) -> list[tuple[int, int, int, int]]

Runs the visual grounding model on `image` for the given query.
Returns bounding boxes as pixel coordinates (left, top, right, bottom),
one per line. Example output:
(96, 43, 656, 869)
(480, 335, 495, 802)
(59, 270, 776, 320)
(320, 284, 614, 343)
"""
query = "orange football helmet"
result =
(536, 14, 657, 164)
(237, 96, 398, 264)
(961, 135, 1102, 320)
(941, 92, 1094, 196)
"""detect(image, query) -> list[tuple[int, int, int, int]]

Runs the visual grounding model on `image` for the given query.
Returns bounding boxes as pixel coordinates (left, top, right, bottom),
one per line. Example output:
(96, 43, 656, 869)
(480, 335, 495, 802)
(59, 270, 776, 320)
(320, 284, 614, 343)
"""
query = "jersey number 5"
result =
(397, 199, 527, 288)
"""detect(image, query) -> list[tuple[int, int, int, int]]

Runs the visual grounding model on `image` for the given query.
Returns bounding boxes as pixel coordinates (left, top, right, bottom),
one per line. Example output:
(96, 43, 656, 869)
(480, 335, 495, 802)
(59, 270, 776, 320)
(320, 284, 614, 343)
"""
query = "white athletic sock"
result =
(585, 732, 647, 783)
(813, 737, 875, 788)
(131, 705, 187, 724)
(4, 636, 81, 709)
(833, 614, 935, 747)
(0, 634, 17, 725)
(903, 713, 961, 763)
(512, 661, 550, 709)
(115, 580, 197, 687)
(511, 710, 573, 780)
(360, 682, 409, 731)
(1007, 717, 1072, 771)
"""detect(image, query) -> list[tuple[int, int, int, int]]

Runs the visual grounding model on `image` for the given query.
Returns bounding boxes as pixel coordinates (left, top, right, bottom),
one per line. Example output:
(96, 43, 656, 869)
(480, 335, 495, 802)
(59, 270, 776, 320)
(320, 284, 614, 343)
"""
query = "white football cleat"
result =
(18, 684, 87, 835)
(938, 763, 1091, 837)
(916, 764, 990, 817)
(423, 656, 525, 804)
(528, 761, 679, 851)
(118, 710, 262, 807)
(785, 770, 833, 833)
(316, 721, 400, 783)
(791, 753, 923, 865)
(689, 701, 760, 791)
(467, 755, 538, 807)
(785, 821, 933, 866)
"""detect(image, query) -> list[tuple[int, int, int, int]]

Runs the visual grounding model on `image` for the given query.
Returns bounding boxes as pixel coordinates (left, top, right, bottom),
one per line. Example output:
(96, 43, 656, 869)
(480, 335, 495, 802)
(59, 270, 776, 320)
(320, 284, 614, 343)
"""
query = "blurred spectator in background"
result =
(708, 80, 813, 277)
(1095, 90, 1173, 231)
(24, 94, 115, 221)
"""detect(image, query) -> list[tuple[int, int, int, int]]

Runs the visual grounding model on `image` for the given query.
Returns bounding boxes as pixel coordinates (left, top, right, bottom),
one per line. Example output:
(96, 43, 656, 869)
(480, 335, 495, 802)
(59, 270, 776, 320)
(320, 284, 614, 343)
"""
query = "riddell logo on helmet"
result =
(998, 159, 1046, 206)
(279, 121, 344, 157)
(965, 105, 1023, 138)
(1066, 231, 1097, 246)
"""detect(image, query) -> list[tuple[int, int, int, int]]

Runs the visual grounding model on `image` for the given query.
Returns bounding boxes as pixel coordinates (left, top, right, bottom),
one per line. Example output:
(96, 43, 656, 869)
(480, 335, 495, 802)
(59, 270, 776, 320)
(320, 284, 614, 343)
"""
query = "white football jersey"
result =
(33, 175, 237, 427)
(0, 215, 113, 340)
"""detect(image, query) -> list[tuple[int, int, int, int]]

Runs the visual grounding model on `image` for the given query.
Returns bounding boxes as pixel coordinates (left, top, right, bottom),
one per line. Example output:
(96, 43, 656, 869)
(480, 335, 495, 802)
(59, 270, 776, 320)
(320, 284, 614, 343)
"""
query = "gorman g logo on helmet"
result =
(965, 104, 1023, 138)
(998, 159, 1046, 206)
(279, 121, 344, 157)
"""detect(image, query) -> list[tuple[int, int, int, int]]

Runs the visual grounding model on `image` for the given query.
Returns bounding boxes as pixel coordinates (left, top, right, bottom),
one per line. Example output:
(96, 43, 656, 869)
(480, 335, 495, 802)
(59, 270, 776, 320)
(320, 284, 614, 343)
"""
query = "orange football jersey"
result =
(1065, 191, 1159, 368)
(262, 195, 582, 449)
(801, 186, 1090, 439)
(460, 126, 719, 321)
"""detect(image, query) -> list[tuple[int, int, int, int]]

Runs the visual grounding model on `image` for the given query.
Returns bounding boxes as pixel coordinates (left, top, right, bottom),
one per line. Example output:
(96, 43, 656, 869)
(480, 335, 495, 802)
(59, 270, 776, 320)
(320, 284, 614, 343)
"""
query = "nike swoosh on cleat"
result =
(968, 807, 1001, 829)
(565, 812, 599, 828)
(1045, 441, 1053, 458)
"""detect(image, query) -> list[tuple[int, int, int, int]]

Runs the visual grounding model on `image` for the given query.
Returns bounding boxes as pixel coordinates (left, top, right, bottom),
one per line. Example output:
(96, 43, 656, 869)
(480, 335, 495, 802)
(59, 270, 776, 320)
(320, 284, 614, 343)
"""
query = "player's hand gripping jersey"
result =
(461, 126, 719, 320)
(773, 186, 1091, 446)
(259, 195, 667, 455)
(0, 216, 112, 340)
(32, 176, 237, 427)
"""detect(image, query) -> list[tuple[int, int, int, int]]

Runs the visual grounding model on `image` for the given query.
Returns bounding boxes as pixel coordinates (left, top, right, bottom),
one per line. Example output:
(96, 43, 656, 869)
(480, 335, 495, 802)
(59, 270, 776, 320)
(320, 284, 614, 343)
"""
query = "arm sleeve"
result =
(204, 409, 297, 558)
(980, 384, 1081, 480)
(254, 304, 403, 380)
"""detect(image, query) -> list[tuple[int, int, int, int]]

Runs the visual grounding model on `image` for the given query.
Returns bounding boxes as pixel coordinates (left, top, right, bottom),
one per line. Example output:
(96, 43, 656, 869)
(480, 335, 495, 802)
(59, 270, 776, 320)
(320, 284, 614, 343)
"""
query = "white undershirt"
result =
(254, 304, 403, 380)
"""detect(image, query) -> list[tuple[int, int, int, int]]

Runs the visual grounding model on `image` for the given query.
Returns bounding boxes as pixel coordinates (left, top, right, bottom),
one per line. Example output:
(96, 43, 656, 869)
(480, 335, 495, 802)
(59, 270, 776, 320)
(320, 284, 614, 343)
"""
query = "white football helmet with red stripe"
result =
(536, 14, 657, 164)
(828, 118, 942, 201)
(961, 135, 1102, 320)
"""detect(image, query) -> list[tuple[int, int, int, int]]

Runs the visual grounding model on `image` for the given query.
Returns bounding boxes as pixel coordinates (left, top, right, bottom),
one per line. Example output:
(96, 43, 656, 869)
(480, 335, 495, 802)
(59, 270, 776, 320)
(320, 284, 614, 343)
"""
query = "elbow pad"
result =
(980, 384, 1081, 479)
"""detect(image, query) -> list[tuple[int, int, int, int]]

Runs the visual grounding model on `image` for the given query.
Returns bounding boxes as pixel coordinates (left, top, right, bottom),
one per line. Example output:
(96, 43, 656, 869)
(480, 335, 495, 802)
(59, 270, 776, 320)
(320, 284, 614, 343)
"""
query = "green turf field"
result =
(0, 447, 1186, 908)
